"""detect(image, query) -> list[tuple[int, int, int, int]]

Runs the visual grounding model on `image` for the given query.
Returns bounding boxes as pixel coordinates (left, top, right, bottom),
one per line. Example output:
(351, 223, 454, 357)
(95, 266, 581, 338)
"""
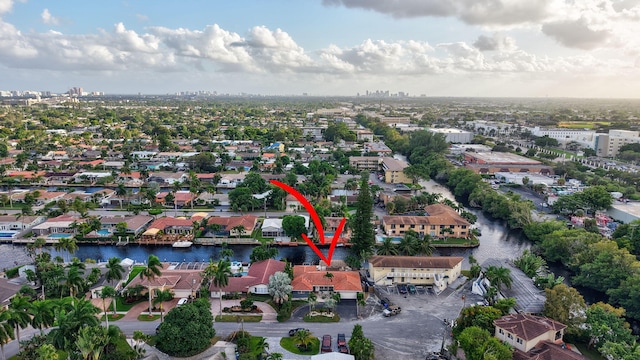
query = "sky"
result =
(1, 0, 640, 98)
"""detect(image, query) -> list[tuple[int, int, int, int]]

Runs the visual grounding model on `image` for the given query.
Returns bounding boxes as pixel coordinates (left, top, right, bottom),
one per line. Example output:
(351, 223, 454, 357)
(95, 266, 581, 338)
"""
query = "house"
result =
(147, 171, 187, 184)
(125, 263, 203, 299)
(368, 255, 463, 292)
(285, 194, 303, 212)
(209, 259, 285, 298)
(349, 156, 381, 171)
(217, 173, 246, 189)
(494, 314, 587, 359)
(291, 266, 363, 300)
(99, 215, 154, 236)
(261, 216, 310, 241)
(364, 141, 392, 155)
(73, 171, 112, 183)
(381, 204, 471, 239)
(155, 190, 196, 208)
(0, 215, 46, 232)
(117, 172, 143, 185)
(31, 215, 81, 236)
(44, 172, 76, 184)
(143, 217, 194, 236)
(206, 215, 257, 237)
(0, 278, 22, 310)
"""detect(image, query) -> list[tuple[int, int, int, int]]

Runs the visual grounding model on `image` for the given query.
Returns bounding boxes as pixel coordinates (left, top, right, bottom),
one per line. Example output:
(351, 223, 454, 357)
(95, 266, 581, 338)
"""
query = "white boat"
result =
(172, 241, 193, 248)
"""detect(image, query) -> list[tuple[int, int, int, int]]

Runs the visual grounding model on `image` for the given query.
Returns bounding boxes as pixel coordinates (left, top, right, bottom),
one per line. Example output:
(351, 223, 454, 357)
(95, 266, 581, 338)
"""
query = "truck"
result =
(383, 305, 401, 317)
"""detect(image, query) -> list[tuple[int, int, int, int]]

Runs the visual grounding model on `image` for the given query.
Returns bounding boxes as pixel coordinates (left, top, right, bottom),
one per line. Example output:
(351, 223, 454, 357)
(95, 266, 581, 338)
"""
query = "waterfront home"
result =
(209, 259, 285, 298)
(261, 215, 310, 241)
(147, 171, 187, 185)
(125, 263, 203, 300)
(99, 215, 154, 236)
(144, 217, 194, 236)
(494, 314, 587, 359)
(206, 215, 257, 237)
(117, 171, 144, 185)
(381, 204, 471, 239)
(73, 171, 111, 183)
(43, 171, 76, 184)
(291, 266, 362, 300)
(0, 215, 46, 236)
(368, 255, 463, 292)
(0, 278, 22, 310)
(31, 214, 81, 236)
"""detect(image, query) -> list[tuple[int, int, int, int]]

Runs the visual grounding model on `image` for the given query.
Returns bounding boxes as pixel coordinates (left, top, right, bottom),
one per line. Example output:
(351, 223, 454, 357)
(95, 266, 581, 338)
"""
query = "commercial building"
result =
(530, 126, 597, 149)
(596, 130, 640, 157)
(428, 128, 473, 143)
(349, 156, 381, 171)
(464, 152, 553, 175)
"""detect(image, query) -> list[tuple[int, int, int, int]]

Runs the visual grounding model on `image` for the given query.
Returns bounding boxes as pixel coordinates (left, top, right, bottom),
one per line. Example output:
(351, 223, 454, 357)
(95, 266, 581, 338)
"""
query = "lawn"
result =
(115, 296, 146, 311)
(432, 238, 479, 247)
(215, 314, 262, 322)
(137, 314, 161, 321)
(9, 350, 68, 360)
(303, 313, 340, 323)
(280, 337, 320, 355)
(100, 313, 125, 321)
(124, 265, 146, 286)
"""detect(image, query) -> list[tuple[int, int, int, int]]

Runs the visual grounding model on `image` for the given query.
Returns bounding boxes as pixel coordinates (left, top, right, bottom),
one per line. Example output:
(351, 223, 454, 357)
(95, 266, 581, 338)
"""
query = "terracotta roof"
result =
(368, 256, 463, 269)
(7, 171, 46, 179)
(291, 266, 362, 292)
(382, 204, 470, 227)
(494, 314, 567, 341)
(513, 341, 588, 360)
(148, 217, 194, 230)
(209, 259, 285, 292)
(127, 269, 203, 291)
(207, 215, 257, 232)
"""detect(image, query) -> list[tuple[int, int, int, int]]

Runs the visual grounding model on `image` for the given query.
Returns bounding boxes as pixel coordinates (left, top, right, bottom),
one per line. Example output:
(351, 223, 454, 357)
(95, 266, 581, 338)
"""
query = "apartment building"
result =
(368, 255, 463, 292)
(596, 130, 640, 157)
(381, 204, 471, 238)
(380, 157, 410, 184)
(349, 156, 381, 171)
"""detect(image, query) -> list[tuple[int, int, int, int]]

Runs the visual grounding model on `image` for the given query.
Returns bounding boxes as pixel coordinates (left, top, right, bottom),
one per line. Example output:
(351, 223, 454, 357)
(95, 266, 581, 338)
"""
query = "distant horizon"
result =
(1, 1, 639, 98)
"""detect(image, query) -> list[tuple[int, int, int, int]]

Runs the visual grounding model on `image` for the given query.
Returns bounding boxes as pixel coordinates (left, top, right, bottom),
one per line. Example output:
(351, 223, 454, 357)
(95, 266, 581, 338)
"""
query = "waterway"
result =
(31, 180, 531, 266)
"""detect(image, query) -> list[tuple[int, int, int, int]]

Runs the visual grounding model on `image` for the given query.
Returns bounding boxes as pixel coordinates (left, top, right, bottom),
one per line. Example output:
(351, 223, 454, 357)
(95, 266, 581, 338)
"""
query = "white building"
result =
(494, 172, 555, 186)
(596, 130, 640, 157)
(530, 126, 597, 149)
(428, 128, 473, 143)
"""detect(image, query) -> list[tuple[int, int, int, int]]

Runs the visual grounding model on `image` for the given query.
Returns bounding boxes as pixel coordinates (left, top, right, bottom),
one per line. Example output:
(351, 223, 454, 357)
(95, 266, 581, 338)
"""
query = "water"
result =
(42, 180, 530, 267)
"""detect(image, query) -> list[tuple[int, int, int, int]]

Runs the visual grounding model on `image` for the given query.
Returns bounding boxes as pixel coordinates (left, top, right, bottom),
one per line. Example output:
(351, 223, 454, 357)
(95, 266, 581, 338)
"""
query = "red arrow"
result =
(270, 180, 346, 265)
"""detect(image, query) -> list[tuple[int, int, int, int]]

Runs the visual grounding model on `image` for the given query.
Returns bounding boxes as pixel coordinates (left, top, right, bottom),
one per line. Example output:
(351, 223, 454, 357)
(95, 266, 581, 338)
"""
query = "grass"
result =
(100, 313, 125, 321)
(558, 121, 611, 129)
(432, 238, 479, 246)
(246, 336, 268, 358)
(115, 296, 146, 311)
(215, 314, 262, 322)
(124, 265, 146, 287)
(137, 314, 161, 321)
(303, 313, 341, 323)
(280, 337, 320, 355)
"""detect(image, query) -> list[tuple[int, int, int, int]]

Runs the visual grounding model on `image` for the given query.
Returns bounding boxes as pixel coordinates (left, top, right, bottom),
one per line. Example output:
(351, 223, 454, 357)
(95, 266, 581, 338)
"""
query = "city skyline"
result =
(0, 0, 639, 98)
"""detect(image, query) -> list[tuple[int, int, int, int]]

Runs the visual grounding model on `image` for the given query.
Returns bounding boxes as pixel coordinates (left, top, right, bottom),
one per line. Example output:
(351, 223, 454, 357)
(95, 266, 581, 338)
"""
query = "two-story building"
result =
(381, 204, 471, 238)
(380, 157, 410, 184)
(207, 215, 257, 237)
(291, 266, 362, 300)
(368, 255, 463, 292)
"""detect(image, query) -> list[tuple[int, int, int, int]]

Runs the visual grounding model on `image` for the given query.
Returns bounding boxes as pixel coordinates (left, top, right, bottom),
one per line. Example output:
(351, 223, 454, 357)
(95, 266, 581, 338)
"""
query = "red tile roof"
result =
(209, 259, 286, 293)
(368, 255, 463, 269)
(207, 215, 258, 232)
(291, 266, 362, 292)
(513, 341, 588, 360)
(494, 314, 567, 341)
(148, 217, 195, 230)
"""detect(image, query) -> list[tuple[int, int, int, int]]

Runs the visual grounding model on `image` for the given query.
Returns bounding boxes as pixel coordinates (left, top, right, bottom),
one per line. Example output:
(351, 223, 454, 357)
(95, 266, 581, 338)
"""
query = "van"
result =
(321, 335, 332, 353)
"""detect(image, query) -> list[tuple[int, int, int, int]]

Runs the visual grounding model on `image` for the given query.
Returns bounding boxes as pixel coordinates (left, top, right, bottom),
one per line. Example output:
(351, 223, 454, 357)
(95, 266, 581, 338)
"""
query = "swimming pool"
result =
(48, 233, 73, 239)
(97, 229, 111, 236)
(0, 231, 19, 238)
(376, 235, 402, 243)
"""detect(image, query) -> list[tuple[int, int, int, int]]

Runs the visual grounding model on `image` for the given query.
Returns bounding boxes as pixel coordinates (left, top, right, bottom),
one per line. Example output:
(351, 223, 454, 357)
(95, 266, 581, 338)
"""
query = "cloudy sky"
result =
(1, 0, 639, 97)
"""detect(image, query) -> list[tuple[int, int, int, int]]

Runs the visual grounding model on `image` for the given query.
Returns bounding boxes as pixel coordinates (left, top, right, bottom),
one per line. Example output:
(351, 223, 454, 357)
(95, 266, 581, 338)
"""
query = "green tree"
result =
(540, 229, 602, 266)
(307, 292, 317, 311)
(350, 175, 375, 264)
(484, 266, 512, 291)
(212, 259, 232, 315)
(453, 305, 502, 337)
(100, 285, 117, 317)
(76, 325, 109, 360)
(513, 250, 546, 278)
(36, 343, 58, 360)
(458, 326, 512, 360)
(293, 329, 315, 351)
(29, 299, 56, 335)
(282, 215, 307, 240)
(268, 271, 292, 309)
(0, 310, 15, 360)
(6, 295, 31, 346)
(156, 299, 215, 357)
(105, 257, 125, 287)
(571, 240, 639, 294)
(348, 324, 374, 360)
(376, 238, 398, 256)
(585, 302, 634, 350)
(543, 284, 586, 336)
(249, 244, 278, 263)
(49, 298, 101, 351)
(153, 288, 175, 322)
(140, 254, 163, 316)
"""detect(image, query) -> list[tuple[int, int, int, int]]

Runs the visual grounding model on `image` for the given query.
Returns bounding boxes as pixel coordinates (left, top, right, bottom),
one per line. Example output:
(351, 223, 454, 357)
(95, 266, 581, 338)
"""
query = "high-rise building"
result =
(596, 130, 640, 157)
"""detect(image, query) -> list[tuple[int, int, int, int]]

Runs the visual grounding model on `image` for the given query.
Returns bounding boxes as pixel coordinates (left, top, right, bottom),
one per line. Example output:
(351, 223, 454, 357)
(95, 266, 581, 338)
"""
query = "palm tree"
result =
(75, 325, 108, 360)
(397, 235, 417, 256)
(58, 236, 78, 262)
(105, 257, 125, 287)
(140, 255, 163, 316)
(6, 295, 31, 345)
(213, 259, 232, 316)
(307, 292, 317, 311)
(98, 286, 116, 328)
(267, 353, 283, 360)
(50, 298, 101, 351)
(201, 259, 218, 288)
(153, 288, 174, 322)
(0, 311, 14, 360)
(293, 329, 315, 351)
(29, 299, 56, 334)
(484, 266, 513, 291)
(231, 225, 245, 239)
(377, 238, 398, 256)
(416, 236, 435, 256)
(324, 272, 334, 282)
(64, 266, 85, 302)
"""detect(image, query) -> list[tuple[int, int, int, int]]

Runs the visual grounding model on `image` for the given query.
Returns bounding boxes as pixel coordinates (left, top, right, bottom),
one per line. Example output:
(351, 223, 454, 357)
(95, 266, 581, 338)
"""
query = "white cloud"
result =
(473, 34, 517, 52)
(0, 0, 14, 15)
(41, 9, 60, 26)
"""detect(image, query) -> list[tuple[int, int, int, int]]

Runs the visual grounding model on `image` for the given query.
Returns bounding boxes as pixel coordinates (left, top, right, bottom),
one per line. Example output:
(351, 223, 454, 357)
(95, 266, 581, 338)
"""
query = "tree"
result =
(36, 344, 58, 360)
(213, 259, 232, 316)
(105, 257, 125, 287)
(571, 240, 639, 294)
(307, 292, 317, 311)
(250, 244, 278, 263)
(282, 215, 307, 240)
(513, 250, 546, 278)
(293, 329, 315, 351)
(268, 271, 292, 309)
(49, 298, 101, 351)
(140, 254, 163, 316)
(350, 175, 375, 265)
(543, 284, 586, 336)
(540, 229, 602, 266)
(458, 326, 512, 360)
(484, 266, 512, 291)
(348, 324, 374, 360)
(0, 311, 14, 360)
(100, 285, 117, 317)
(585, 302, 634, 350)
(453, 305, 502, 337)
(376, 238, 398, 256)
(608, 273, 640, 320)
(64, 265, 85, 301)
(28, 299, 55, 335)
(76, 325, 108, 360)
(6, 295, 31, 346)
(153, 288, 175, 322)
(156, 299, 215, 357)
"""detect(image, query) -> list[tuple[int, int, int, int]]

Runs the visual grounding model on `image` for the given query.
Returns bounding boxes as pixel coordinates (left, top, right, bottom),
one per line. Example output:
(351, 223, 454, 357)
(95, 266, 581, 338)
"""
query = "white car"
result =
(177, 298, 188, 306)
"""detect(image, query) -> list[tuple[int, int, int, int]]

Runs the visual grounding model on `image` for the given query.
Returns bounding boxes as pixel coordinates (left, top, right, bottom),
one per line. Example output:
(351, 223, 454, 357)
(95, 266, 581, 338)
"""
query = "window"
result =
(516, 338, 523, 344)
(498, 329, 504, 334)
(461, 225, 467, 229)
(391, 224, 396, 229)
(440, 225, 445, 229)
(430, 225, 435, 230)
(450, 225, 455, 229)
(555, 331, 562, 340)
(507, 333, 513, 339)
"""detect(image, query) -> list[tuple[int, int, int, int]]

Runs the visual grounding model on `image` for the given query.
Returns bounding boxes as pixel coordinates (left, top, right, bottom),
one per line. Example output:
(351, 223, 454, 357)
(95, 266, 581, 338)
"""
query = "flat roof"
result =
(429, 128, 472, 134)
(467, 152, 541, 165)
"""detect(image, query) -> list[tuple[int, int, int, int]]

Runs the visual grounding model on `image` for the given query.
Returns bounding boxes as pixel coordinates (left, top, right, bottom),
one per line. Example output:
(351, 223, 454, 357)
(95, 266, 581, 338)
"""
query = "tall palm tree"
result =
(29, 299, 56, 334)
(50, 298, 101, 351)
(64, 266, 85, 302)
(213, 259, 232, 316)
(416, 236, 435, 256)
(307, 292, 317, 311)
(484, 266, 513, 291)
(58, 237, 78, 262)
(6, 295, 31, 345)
(140, 254, 163, 316)
(201, 259, 218, 288)
(98, 286, 116, 328)
(0, 311, 14, 360)
(76, 325, 108, 360)
(397, 235, 418, 256)
(105, 257, 125, 287)
(377, 238, 398, 256)
(153, 288, 174, 322)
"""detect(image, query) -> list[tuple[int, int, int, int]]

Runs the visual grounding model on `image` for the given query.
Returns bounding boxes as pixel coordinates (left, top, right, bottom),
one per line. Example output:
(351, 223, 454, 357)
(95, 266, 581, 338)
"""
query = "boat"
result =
(172, 241, 193, 248)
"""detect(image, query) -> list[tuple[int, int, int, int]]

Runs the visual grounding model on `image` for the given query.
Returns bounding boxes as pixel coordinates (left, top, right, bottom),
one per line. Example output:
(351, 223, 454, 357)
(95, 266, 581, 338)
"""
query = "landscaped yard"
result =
(303, 311, 340, 323)
(215, 314, 262, 322)
(124, 265, 146, 286)
(115, 296, 146, 311)
(137, 314, 161, 321)
(100, 313, 125, 321)
(280, 337, 320, 355)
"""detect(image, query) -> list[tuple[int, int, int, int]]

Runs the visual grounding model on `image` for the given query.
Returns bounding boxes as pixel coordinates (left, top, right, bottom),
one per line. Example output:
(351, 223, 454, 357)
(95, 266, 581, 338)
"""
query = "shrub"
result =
(156, 298, 215, 357)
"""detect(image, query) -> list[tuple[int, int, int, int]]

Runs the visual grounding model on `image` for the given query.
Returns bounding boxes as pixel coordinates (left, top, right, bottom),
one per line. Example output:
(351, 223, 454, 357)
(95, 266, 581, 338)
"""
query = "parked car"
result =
(383, 304, 402, 317)
(408, 284, 417, 294)
(321, 335, 332, 353)
(380, 297, 391, 308)
(398, 284, 408, 294)
(177, 298, 188, 306)
(337, 333, 346, 346)
(289, 328, 310, 336)
(339, 345, 349, 354)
